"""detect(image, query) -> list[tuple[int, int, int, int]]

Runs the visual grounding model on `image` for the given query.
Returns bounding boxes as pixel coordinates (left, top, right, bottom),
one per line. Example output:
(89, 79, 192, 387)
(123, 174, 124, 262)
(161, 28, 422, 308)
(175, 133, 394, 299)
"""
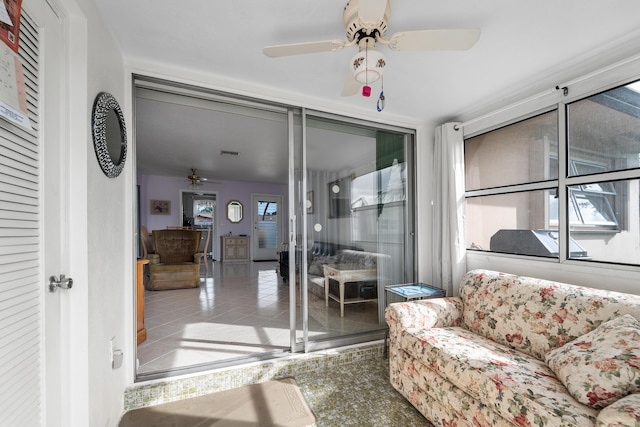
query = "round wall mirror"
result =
(91, 92, 127, 178)
(226, 200, 243, 223)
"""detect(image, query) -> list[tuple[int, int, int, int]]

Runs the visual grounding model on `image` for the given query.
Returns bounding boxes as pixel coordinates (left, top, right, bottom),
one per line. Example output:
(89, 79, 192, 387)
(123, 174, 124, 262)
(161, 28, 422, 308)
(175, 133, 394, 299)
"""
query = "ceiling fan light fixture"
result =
(350, 48, 386, 84)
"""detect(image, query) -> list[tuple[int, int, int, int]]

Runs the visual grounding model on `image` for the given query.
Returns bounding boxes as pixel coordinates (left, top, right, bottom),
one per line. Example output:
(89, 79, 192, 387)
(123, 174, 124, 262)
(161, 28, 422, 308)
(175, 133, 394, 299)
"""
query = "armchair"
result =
(146, 229, 203, 291)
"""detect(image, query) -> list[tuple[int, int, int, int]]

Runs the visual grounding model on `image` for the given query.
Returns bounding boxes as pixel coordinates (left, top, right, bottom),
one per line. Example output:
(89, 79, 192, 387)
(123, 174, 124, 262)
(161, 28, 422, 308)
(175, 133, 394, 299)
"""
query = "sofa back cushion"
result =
(153, 229, 202, 264)
(309, 241, 361, 258)
(459, 269, 640, 360)
(336, 249, 387, 268)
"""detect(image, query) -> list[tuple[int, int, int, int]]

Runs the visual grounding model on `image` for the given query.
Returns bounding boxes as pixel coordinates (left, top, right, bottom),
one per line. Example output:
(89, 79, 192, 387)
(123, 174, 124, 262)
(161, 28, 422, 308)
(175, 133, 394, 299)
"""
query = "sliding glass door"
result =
(133, 75, 415, 378)
(290, 111, 416, 352)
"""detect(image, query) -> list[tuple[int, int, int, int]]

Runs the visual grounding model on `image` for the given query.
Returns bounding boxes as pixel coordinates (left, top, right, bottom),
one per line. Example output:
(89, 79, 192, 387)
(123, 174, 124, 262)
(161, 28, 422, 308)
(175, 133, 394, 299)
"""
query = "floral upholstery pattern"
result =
(385, 269, 640, 427)
(400, 326, 597, 426)
(385, 297, 463, 333)
(391, 348, 507, 426)
(596, 394, 640, 427)
(458, 270, 640, 361)
(545, 314, 640, 409)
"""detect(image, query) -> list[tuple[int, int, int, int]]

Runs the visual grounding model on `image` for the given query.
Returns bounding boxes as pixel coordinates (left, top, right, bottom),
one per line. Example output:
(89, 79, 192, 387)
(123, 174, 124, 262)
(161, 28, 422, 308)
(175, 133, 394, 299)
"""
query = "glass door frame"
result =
(287, 108, 305, 352)
(251, 193, 283, 261)
(288, 108, 417, 354)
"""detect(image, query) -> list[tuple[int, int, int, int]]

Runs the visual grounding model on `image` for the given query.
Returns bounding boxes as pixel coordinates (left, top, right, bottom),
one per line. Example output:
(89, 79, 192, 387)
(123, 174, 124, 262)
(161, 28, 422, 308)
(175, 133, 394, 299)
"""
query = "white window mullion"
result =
(557, 103, 568, 262)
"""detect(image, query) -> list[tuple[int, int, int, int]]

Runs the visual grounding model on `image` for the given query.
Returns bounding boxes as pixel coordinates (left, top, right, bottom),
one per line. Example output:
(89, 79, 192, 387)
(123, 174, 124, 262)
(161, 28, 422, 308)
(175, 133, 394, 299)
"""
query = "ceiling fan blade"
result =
(358, 0, 388, 23)
(263, 40, 346, 58)
(388, 29, 480, 51)
(341, 72, 361, 97)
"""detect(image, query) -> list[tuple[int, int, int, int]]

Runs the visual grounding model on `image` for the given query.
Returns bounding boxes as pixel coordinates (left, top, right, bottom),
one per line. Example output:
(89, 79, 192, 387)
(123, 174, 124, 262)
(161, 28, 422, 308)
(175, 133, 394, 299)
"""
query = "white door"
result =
(0, 1, 67, 426)
(252, 194, 282, 260)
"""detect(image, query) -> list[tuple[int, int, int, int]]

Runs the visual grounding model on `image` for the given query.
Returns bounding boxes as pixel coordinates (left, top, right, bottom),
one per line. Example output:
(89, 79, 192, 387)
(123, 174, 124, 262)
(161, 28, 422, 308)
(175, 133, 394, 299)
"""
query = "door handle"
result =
(49, 274, 73, 292)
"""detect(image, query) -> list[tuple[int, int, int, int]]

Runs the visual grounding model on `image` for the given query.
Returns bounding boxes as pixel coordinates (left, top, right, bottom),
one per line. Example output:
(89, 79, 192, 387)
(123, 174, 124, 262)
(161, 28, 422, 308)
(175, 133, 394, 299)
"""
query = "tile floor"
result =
(137, 259, 383, 375)
(123, 352, 432, 426)
(296, 356, 432, 426)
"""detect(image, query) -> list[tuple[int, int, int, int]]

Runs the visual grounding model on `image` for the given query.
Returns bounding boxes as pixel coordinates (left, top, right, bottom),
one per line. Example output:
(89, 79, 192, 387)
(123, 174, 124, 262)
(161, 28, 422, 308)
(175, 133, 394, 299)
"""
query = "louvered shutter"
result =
(0, 11, 42, 427)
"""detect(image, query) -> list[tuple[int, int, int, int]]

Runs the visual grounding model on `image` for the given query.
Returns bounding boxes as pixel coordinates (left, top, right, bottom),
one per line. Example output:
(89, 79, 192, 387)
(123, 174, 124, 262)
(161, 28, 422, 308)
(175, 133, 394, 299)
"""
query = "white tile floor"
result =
(137, 259, 382, 374)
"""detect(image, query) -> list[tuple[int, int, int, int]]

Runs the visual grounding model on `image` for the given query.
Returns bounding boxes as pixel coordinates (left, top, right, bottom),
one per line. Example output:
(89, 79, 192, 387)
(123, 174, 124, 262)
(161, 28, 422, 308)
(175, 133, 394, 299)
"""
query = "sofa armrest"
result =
(596, 393, 640, 426)
(385, 297, 464, 335)
(193, 253, 203, 265)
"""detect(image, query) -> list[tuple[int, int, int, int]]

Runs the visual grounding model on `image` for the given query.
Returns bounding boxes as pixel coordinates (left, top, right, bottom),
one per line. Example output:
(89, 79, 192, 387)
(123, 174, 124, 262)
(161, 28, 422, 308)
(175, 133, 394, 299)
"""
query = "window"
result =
(548, 159, 619, 229)
(351, 161, 406, 243)
(465, 79, 640, 266)
(465, 110, 558, 191)
(465, 111, 559, 257)
(193, 199, 214, 225)
(466, 190, 558, 257)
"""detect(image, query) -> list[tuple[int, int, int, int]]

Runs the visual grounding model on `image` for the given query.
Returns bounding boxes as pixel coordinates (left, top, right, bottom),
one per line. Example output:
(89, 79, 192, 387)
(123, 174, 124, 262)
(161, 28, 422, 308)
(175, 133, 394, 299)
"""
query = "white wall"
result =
(138, 173, 288, 254)
(61, 0, 129, 425)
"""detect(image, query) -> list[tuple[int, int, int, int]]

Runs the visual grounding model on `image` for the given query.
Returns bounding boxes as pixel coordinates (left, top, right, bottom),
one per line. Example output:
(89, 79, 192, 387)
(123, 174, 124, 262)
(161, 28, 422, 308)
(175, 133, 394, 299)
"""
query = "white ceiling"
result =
(94, 0, 640, 184)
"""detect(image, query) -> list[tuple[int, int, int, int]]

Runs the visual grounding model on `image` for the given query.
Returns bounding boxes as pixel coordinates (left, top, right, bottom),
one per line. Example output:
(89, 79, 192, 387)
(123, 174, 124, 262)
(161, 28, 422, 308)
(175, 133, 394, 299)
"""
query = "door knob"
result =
(49, 274, 73, 292)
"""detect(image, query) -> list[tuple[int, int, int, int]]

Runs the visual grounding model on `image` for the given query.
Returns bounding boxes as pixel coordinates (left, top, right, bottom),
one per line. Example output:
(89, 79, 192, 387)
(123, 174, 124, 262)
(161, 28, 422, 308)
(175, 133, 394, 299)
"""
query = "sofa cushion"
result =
(399, 326, 597, 426)
(545, 314, 640, 409)
(459, 269, 640, 360)
(309, 241, 360, 258)
(153, 229, 202, 264)
(390, 348, 508, 427)
(307, 256, 335, 276)
(595, 393, 640, 427)
(336, 249, 380, 268)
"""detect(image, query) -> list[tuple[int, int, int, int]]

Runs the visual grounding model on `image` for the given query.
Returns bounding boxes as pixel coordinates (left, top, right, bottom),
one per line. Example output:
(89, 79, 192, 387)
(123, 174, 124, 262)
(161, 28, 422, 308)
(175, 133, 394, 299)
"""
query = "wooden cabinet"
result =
(221, 236, 250, 262)
(136, 259, 149, 344)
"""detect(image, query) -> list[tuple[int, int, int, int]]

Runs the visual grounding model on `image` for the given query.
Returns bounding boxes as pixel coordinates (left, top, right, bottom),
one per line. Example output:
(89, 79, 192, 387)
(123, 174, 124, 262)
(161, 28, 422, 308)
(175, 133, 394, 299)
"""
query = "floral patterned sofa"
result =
(385, 269, 640, 427)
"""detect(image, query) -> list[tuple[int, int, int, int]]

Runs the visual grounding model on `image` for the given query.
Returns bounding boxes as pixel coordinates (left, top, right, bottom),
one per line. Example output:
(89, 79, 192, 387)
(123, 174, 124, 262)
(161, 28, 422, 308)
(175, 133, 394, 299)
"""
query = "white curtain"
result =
(432, 123, 467, 296)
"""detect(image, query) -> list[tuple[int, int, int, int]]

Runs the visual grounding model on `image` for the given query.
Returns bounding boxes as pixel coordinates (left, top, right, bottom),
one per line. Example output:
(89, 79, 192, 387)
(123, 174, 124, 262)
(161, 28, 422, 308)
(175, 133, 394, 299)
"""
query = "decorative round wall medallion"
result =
(91, 91, 127, 178)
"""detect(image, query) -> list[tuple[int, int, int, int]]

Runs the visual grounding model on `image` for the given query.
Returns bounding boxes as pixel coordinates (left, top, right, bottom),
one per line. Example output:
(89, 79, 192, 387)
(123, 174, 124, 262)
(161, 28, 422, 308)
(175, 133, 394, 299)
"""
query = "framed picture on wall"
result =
(150, 199, 171, 215)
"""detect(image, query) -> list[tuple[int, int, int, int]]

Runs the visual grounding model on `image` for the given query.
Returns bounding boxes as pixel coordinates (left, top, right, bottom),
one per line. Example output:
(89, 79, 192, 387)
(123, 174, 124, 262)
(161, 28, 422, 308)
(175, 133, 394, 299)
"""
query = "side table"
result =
(383, 283, 445, 358)
(385, 283, 445, 305)
(323, 264, 378, 317)
(136, 259, 149, 344)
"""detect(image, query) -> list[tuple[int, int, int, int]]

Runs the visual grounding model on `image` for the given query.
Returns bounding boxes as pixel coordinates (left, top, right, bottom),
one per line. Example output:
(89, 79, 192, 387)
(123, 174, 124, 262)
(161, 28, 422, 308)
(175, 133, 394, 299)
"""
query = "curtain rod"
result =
(454, 50, 640, 131)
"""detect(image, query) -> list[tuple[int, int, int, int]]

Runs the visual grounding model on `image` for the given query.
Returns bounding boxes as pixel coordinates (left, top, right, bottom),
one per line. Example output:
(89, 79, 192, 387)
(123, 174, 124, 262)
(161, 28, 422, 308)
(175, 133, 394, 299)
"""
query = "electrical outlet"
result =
(110, 337, 123, 369)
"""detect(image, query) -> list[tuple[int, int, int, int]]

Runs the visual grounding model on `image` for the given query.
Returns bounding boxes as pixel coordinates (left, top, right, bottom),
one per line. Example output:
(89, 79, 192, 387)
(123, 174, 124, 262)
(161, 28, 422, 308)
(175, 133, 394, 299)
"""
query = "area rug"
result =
(119, 377, 316, 427)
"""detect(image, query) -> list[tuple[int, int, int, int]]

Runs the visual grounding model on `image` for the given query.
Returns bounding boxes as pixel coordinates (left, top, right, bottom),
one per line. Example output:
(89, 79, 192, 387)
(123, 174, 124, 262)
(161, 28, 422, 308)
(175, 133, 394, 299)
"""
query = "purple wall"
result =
(138, 173, 287, 244)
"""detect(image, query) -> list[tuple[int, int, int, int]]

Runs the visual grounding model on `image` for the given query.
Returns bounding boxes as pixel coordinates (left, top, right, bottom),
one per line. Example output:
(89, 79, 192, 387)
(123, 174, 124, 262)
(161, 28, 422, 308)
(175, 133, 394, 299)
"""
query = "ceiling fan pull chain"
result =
(377, 77, 385, 112)
(365, 46, 369, 86)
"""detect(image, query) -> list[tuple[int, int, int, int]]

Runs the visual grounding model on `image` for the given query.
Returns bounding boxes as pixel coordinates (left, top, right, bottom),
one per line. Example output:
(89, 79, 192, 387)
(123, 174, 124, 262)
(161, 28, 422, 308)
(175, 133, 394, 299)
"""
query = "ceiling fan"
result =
(186, 168, 215, 189)
(263, 0, 480, 97)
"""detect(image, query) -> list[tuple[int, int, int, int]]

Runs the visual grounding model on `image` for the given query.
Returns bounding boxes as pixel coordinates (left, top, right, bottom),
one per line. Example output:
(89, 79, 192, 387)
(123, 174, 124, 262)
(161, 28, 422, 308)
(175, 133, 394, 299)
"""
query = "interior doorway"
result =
(252, 194, 282, 261)
(180, 190, 216, 259)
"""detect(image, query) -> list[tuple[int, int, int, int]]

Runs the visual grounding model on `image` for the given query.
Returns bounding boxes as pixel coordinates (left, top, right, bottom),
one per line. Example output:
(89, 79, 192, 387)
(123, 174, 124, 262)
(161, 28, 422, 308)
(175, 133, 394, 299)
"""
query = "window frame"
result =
(463, 78, 640, 266)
